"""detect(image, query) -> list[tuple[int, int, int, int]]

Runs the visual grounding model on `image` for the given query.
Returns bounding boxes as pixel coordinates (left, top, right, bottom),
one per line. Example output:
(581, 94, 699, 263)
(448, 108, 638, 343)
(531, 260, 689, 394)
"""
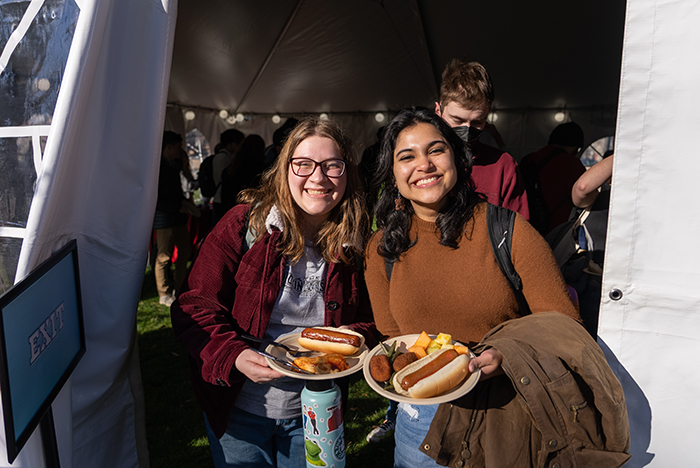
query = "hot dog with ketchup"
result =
(392, 348, 470, 399)
(298, 327, 364, 356)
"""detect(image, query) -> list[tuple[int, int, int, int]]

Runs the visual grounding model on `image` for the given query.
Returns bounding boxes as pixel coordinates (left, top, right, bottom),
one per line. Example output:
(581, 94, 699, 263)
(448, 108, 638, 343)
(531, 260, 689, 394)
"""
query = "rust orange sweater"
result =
(365, 203, 580, 346)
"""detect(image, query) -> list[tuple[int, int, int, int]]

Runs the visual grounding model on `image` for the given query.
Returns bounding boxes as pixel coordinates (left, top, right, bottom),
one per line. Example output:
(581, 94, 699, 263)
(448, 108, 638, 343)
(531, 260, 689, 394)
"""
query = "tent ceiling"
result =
(168, 0, 626, 114)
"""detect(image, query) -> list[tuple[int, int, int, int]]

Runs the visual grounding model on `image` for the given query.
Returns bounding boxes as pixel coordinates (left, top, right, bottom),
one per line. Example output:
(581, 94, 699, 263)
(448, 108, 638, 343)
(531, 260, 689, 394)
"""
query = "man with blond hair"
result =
(435, 59, 529, 218)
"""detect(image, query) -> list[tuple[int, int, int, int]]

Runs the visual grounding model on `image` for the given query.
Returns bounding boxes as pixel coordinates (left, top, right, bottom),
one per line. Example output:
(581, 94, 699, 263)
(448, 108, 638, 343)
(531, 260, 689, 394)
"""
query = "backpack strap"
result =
(185, 209, 255, 292)
(384, 256, 396, 281)
(486, 204, 531, 316)
(241, 212, 256, 254)
(382, 206, 530, 315)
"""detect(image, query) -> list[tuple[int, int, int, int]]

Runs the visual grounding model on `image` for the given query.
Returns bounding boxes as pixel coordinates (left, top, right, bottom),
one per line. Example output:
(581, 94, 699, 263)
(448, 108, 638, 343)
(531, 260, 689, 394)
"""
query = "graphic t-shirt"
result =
(235, 241, 327, 419)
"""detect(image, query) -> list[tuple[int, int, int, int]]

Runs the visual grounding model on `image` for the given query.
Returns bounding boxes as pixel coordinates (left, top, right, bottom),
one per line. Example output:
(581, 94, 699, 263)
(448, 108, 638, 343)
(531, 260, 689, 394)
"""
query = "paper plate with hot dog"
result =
(264, 327, 369, 380)
(362, 332, 481, 405)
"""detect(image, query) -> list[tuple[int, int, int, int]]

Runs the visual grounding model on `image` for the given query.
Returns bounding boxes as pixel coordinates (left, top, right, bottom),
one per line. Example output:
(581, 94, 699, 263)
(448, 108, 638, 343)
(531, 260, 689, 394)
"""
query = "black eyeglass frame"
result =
(288, 158, 347, 178)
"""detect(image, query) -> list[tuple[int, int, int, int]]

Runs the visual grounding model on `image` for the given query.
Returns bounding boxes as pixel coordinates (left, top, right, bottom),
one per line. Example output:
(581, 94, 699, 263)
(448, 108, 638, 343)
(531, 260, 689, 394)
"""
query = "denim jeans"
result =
(204, 409, 305, 468)
(394, 403, 443, 468)
(385, 399, 399, 424)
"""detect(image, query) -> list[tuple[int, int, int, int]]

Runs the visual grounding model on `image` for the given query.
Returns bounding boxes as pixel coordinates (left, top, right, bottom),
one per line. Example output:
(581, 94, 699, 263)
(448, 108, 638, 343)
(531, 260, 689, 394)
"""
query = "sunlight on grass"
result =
(136, 268, 171, 333)
(190, 436, 210, 448)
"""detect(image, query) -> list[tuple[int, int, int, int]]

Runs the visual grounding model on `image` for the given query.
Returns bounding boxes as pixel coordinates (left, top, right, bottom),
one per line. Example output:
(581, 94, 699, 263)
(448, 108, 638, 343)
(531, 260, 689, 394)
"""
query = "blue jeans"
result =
(204, 409, 305, 468)
(394, 403, 442, 468)
(385, 399, 399, 424)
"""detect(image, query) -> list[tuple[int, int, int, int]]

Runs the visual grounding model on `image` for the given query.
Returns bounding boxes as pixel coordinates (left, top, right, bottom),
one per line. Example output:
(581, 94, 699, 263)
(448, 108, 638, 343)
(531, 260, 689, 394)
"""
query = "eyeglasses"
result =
(289, 158, 346, 178)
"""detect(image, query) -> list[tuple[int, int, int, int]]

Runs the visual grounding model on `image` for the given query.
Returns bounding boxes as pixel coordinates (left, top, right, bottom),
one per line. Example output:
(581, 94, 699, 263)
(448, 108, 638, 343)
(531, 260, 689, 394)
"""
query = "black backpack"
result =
(545, 189, 610, 338)
(520, 148, 565, 235)
(383, 204, 530, 316)
(198, 153, 221, 198)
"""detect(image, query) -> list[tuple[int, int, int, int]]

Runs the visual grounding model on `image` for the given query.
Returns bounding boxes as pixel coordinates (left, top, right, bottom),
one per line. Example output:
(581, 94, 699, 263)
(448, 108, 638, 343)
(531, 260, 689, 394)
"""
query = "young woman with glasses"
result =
(171, 117, 378, 468)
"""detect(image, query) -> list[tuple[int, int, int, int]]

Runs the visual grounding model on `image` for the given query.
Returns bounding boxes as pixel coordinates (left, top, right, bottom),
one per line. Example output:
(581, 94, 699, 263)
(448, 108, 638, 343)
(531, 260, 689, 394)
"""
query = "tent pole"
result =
(233, 0, 304, 114)
(379, 0, 437, 100)
(412, 0, 439, 99)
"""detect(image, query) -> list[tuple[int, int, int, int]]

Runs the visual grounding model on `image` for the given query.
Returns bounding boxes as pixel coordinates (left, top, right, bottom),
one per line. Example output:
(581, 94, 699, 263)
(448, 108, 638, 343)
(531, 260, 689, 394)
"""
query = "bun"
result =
(298, 327, 364, 356)
(392, 348, 470, 399)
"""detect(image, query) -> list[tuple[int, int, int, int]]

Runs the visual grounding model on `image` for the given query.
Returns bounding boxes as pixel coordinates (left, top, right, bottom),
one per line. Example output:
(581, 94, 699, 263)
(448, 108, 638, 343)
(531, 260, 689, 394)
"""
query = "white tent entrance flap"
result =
(599, 0, 700, 466)
(3, 0, 177, 466)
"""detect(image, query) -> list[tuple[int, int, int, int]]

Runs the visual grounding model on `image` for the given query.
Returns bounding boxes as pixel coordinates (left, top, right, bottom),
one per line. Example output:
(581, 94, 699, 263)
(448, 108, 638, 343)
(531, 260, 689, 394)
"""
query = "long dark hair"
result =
(372, 106, 483, 261)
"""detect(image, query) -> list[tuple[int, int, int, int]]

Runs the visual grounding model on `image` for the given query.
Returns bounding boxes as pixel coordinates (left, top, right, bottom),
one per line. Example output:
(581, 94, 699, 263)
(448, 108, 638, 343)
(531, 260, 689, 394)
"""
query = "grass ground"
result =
(137, 267, 395, 467)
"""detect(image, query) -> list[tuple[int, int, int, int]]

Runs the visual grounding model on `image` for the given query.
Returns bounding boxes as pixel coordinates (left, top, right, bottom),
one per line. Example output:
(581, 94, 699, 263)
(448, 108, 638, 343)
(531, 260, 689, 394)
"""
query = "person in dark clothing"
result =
(211, 129, 245, 224)
(568, 150, 614, 337)
(154, 131, 200, 306)
(520, 122, 587, 235)
(220, 134, 267, 213)
(359, 126, 385, 219)
(153, 131, 199, 307)
(264, 118, 300, 169)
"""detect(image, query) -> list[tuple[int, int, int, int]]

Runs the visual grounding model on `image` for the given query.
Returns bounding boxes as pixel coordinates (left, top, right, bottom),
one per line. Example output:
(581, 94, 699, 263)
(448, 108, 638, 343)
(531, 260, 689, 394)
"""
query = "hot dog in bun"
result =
(392, 348, 470, 399)
(298, 327, 364, 356)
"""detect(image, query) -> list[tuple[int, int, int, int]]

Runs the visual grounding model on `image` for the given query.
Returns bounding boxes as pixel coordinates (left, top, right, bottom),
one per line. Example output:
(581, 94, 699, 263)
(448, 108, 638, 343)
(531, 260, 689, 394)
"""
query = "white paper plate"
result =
(362, 334, 480, 405)
(263, 332, 368, 380)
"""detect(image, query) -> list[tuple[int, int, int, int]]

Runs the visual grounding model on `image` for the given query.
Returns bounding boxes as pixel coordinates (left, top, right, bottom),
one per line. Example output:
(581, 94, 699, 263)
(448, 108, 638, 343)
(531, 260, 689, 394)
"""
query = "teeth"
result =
(415, 177, 438, 187)
(307, 190, 327, 195)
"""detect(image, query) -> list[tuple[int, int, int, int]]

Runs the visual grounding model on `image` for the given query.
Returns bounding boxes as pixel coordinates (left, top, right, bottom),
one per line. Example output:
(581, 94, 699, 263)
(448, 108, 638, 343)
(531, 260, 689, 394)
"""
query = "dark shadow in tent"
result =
(167, 0, 626, 158)
(599, 339, 654, 467)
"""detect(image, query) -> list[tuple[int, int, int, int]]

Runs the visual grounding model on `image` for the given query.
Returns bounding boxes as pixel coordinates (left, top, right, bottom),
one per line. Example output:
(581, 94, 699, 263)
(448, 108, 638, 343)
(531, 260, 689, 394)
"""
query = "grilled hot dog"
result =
(393, 348, 470, 398)
(298, 327, 364, 356)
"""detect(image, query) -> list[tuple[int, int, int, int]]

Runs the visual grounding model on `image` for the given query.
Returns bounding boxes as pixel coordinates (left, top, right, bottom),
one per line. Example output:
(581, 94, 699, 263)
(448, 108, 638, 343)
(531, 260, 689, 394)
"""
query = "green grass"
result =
(137, 268, 214, 467)
(137, 267, 394, 467)
(344, 375, 396, 465)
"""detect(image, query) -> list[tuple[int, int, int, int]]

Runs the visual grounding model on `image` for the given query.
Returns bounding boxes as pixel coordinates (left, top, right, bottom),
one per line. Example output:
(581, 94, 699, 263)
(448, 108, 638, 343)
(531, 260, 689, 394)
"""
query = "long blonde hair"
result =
(239, 117, 368, 264)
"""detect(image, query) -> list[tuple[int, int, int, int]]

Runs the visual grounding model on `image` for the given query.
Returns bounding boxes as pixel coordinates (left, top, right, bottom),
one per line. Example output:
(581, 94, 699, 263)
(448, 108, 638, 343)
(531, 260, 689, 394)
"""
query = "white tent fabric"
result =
(7, 0, 177, 466)
(169, 1, 436, 115)
(599, 0, 700, 465)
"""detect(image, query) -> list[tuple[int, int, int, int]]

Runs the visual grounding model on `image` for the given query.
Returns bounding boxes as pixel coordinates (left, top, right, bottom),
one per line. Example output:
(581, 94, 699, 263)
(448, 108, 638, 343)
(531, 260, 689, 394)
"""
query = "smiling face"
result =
(435, 100, 490, 130)
(288, 135, 347, 235)
(392, 122, 458, 222)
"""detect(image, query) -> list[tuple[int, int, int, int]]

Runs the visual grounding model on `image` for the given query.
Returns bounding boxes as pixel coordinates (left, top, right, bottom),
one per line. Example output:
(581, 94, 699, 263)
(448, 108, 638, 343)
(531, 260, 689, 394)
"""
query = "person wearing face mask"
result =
(171, 117, 379, 468)
(434, 59, 529, 219)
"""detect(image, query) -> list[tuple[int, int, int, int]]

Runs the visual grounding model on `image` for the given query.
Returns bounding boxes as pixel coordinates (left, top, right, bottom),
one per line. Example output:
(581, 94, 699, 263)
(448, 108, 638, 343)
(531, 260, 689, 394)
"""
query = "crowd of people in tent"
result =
(153, 58, 629, 468)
